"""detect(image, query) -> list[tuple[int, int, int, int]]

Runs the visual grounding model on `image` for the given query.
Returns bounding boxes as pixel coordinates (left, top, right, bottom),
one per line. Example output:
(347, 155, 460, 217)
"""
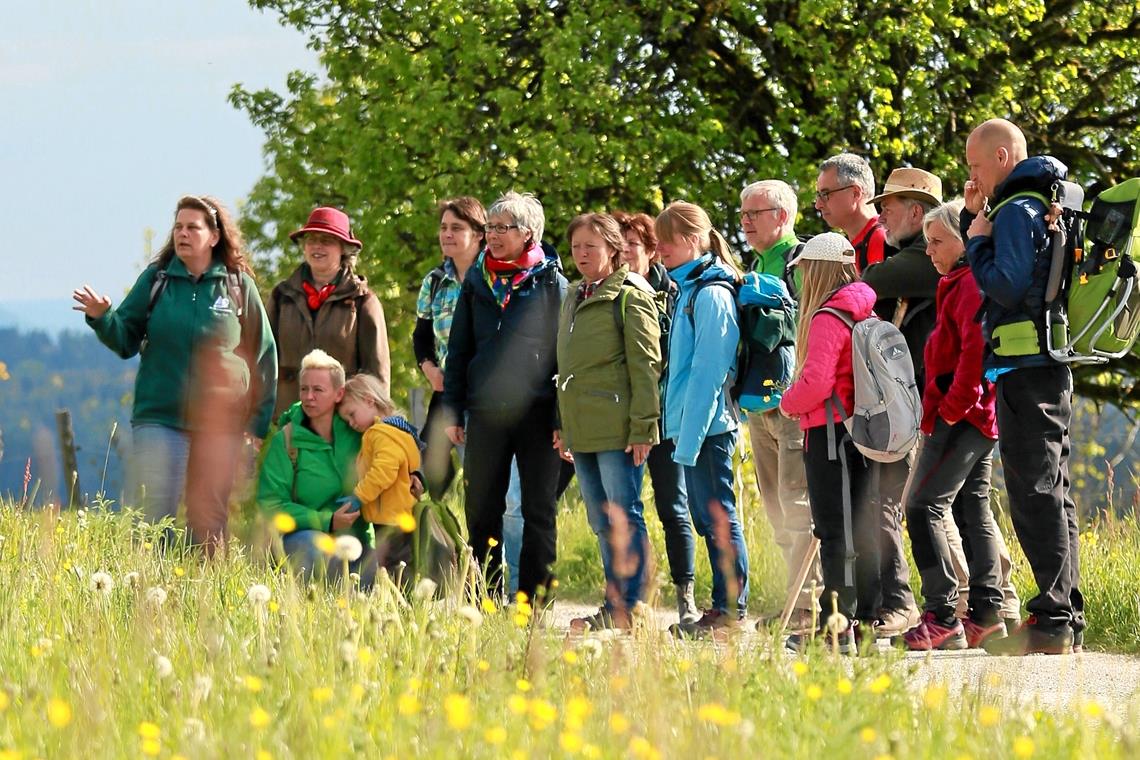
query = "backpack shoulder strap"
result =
(987, 190, 1051, 221)
(227, 270, 245, 320)
(684, 278, 736, 329)
(427, 266, 446, 303)
(612, 274, 658, 333)
(816, 306, 856, 329)
(146, 268, 170, 322)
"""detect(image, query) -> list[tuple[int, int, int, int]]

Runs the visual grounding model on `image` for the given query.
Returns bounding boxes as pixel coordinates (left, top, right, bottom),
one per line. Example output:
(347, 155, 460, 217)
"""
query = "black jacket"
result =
(442, 257, 568, 426)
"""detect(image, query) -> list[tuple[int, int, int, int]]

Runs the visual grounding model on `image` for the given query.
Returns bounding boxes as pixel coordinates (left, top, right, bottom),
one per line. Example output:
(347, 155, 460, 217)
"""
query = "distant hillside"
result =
(0, 299, 86, 337)
(0, 326, 135, 504)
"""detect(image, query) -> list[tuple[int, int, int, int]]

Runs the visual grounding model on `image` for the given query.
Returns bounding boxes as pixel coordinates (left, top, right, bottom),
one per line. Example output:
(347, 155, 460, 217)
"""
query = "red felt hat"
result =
(289, 207, 362, 249)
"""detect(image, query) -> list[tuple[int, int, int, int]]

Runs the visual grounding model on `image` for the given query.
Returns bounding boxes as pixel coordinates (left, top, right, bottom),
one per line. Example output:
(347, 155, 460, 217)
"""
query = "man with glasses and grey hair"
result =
(739, 180, 819, 632)
(815, 153, 887, 273)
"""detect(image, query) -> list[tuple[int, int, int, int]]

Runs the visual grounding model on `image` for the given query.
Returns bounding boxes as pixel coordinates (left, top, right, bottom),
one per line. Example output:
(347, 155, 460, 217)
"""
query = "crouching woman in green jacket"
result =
(73, 195, 277, 555)
(555, 213, 662, 630)
(257, 350, 373, 575)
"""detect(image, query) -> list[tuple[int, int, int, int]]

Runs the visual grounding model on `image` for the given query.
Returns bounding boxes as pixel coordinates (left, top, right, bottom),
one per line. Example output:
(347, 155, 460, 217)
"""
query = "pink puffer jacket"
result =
(780, 282, 877, 431)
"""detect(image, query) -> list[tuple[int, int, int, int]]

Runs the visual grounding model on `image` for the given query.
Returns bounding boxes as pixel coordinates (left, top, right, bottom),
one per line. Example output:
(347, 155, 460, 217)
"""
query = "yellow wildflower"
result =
(979, 705, 1000, 727)
(562, 650, 579, 665)
(507, 694, 528, 715)
(315, 534, 336, 555)
(250, 707, 271, 729)
(137, 722, 161, 739)
(444, 693, 472, 730)
(477, 659, 491, 672)
(836, 678, 853, 695)
(565, 696, 592, 729)
(487, 537, 499, 547)
(868, 674, 892, 694)
(397, 693, 420, 716)
(1081, 700, 1104, 719)
(924, 684, 947, 710)
(860, 727, 877, 743)
(396, 512, 416, 533)
(174, 566, 185, 577)
(484, 726, 507, 745)
(805, 685, 823, 701)
(1013, 736, 1035, 758)
(628, 736, 660, 760)
(529, 698, 557, 729)
(481, 598, 498, 615)
(311, 687, 333, 704)
(697, 702, 741, 725)
(257, 752, 273, 760)
(141, 738, 161, 757)
(244, 675, 263, 693)
(516, 678, 532, 692)
(0, 692, 9, 711)
(560, 732, 584, 753)
(272, 513, 296, 533)
(610, 712, 630, 734)
(47, 699, 72, 728)
(792, 661, 808, 677)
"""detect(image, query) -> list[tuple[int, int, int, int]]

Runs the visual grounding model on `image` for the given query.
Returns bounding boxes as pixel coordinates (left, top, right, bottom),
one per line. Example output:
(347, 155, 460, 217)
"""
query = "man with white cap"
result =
(860, 166, 944, 639)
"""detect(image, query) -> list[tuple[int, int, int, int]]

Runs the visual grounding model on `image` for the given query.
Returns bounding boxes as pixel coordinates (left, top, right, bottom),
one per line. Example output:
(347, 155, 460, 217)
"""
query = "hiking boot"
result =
(669, 608, 743, 638)
(786, 624, 855, 656)
(1073, 627, 1085, 654)
(983, 616, 1073, 656)
(675, 582, 701, 626)
(902, 612, 967, 651)
(962, 616, 1007, 649)
(569, 606, 628, 633)
(873, 605, 922, 638)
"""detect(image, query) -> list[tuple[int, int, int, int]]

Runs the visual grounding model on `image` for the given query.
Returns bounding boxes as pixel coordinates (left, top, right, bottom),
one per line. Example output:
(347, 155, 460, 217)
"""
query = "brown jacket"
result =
(268, 265, 391, 419)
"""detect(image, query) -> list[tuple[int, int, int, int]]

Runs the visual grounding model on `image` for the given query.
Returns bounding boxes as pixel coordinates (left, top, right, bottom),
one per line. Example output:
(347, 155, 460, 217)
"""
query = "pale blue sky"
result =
(0, 1, 317, 303)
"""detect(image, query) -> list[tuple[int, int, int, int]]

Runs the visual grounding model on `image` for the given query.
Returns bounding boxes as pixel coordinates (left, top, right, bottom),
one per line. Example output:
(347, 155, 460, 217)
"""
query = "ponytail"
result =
(708, 229, 743, 284)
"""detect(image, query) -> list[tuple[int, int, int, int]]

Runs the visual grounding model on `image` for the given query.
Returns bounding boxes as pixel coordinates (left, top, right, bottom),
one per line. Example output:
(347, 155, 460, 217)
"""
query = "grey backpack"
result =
(819, 307, 921, 463)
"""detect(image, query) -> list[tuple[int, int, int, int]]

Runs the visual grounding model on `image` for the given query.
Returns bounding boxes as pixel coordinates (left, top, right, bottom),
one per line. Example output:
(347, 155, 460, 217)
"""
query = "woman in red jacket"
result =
(901, 200, 1007, 651)
(779, 233, 879, 653)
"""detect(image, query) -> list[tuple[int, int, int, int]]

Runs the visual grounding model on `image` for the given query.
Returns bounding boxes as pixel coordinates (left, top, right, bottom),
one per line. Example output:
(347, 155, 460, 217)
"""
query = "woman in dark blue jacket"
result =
(442, 191, 568, 601)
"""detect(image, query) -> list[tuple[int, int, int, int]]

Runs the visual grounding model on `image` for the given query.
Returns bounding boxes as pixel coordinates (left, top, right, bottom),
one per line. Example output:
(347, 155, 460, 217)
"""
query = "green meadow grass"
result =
(0, 494, 1138, 759)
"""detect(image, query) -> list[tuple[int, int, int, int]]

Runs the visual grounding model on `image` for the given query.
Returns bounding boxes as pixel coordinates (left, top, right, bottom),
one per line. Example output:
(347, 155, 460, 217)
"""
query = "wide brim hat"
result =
(289, 207, 363, 249)
(868, 167, 943, 206)
(788, 232, 856, 267)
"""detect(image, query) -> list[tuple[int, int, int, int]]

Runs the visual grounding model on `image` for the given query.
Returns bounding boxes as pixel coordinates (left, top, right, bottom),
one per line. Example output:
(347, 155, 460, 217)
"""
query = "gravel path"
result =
(550, 602, 1140, 712)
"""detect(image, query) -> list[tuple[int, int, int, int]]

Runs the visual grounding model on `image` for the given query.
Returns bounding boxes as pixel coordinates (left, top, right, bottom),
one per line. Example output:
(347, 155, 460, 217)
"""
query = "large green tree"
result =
(232, 0, 1140, 403)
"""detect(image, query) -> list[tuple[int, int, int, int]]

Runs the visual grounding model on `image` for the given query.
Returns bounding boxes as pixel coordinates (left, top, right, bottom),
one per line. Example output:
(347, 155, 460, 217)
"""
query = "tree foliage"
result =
(232, 0, 1140, 402)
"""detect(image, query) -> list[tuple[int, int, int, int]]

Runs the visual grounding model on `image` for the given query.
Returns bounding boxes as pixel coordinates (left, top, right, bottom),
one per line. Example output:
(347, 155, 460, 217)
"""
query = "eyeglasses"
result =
(740, 207, 779, 222)
(814, 185, 856, 203)
(483, 223, 521, 234)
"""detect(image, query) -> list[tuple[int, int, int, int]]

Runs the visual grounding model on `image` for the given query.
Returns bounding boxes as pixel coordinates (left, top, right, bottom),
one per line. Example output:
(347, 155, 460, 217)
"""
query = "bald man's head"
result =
(965, 119, 1028, 200)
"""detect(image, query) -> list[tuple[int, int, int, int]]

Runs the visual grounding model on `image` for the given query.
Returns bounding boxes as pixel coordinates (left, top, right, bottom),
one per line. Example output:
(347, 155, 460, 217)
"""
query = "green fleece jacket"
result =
(87, 257, 278, 437)
(256, 402, 373, 547)
(555, 266, 662, 453)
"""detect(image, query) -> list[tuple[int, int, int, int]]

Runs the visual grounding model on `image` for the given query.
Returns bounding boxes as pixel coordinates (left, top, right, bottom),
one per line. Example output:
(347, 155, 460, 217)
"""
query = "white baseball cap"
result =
(788, 232, 856, 267)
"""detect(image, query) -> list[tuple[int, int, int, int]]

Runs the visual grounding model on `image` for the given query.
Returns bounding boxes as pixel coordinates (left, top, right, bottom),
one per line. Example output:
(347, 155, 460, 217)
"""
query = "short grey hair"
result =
(923, 198, 966, 243)
(488, 191, 545, 244)
(819, 153, 876, 200)
(741, 180, 799, 227)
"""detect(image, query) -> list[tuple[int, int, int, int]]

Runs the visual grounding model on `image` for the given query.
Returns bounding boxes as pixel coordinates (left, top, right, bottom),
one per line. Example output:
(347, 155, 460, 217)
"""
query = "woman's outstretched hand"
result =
(72, 285, 112, 319)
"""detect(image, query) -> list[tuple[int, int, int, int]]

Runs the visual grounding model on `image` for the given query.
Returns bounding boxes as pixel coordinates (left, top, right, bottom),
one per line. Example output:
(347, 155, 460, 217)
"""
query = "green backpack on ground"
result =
(411, 499, 464, 590)
(990, 178, 1140, 364)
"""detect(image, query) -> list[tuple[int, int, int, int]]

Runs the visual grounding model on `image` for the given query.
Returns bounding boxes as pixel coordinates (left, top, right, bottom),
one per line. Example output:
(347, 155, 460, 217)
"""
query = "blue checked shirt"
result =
(415, 258, 465, 372)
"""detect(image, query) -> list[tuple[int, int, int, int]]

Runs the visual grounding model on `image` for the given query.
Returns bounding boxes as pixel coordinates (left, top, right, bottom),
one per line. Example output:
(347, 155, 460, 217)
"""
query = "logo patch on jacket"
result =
(210, 295, 235, 316)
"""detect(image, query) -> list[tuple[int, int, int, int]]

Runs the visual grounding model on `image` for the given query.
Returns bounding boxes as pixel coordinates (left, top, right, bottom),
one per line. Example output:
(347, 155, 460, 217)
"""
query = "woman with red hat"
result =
(267, 207, 391, 419)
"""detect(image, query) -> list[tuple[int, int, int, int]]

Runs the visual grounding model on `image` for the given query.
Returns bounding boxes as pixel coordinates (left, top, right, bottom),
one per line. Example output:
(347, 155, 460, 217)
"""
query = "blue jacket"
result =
(663, 255, 740, 466)
(962, 156, 1066, 370)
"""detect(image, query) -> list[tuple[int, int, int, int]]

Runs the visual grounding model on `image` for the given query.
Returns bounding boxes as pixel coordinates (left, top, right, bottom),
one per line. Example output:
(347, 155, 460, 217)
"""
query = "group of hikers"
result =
(72, 117, 1086, 657)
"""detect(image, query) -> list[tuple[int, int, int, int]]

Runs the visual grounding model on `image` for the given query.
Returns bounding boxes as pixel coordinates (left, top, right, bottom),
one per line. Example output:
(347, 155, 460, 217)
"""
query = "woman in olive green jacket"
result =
(555, 213, 661, 630)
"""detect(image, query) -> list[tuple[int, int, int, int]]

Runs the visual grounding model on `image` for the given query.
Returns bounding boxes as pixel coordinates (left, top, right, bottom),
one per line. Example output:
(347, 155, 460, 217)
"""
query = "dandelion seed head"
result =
(457, 605, 483, 626)
(334, 535, 363, 561)
(412, 578, 437, 601)
(145, 587, 168, 608)
(123, 572, 141, 589)
(153, 654, 173, 679)
(246, 584, 272, 606)
(90, 571, 114, 595)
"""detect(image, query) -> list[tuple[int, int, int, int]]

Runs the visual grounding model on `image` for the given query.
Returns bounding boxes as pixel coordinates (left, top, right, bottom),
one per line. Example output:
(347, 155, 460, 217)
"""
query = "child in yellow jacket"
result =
(338, 373, 425, 578)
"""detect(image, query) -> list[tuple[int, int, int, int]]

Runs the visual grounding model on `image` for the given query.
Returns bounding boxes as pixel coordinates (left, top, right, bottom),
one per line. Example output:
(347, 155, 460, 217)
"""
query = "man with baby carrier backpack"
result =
(961, 118, 1086, 655)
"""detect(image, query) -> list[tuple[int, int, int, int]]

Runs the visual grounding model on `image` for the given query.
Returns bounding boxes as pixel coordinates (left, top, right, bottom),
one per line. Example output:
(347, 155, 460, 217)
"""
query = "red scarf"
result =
(303, 281, 337, 311)
(484, 240, 544, 274)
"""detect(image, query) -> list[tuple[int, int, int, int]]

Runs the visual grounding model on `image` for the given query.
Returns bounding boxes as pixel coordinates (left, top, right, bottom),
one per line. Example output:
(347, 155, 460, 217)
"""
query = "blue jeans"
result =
(130, 424, 189, 522)
(503, 459, 523, 595)
(646, 438, 695, 585)
(683, 431, 749, 613)
(574, 449, 648, 611)
(283, 529, 373, 584)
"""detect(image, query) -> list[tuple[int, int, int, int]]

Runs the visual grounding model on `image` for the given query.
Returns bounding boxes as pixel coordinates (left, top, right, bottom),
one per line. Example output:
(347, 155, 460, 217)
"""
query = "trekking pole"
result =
(776, 535, 822, 637)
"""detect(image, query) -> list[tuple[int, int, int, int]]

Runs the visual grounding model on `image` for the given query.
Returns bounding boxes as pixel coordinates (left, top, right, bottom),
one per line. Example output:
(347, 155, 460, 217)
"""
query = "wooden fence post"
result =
(55, 409, 81, 508)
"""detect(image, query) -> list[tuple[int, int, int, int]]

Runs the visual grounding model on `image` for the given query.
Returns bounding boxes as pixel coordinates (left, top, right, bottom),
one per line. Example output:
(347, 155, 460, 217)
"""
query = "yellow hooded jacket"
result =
(353, 419, 421, 526)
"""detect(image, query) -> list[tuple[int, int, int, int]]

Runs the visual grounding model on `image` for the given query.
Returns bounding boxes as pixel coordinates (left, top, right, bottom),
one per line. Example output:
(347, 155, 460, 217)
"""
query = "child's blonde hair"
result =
(793, 258, 859, 375)
(341, 373, 397, 418)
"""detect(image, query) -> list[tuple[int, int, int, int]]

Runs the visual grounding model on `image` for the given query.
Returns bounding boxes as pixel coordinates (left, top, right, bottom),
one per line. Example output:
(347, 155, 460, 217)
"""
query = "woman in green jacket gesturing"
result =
(72, 195, 277, 554)
(555, 213, 662, 630)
